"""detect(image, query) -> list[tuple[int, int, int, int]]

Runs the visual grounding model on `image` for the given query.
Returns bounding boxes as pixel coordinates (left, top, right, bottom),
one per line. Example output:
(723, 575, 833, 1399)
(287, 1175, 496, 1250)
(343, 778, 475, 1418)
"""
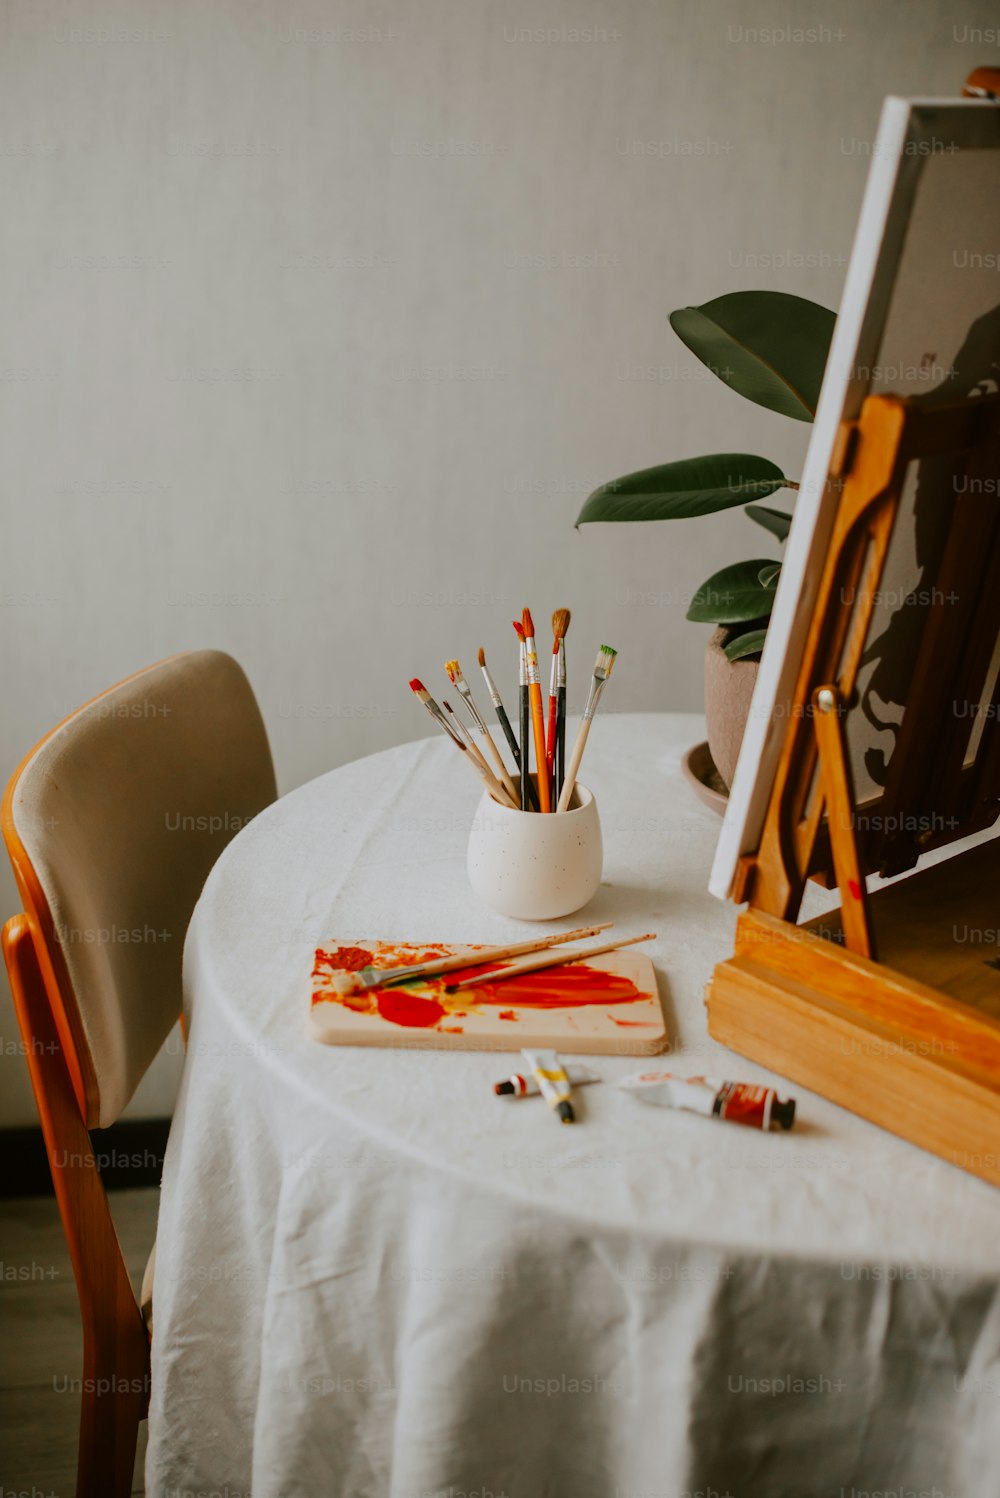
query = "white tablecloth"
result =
(146, 713, 1000, 1498)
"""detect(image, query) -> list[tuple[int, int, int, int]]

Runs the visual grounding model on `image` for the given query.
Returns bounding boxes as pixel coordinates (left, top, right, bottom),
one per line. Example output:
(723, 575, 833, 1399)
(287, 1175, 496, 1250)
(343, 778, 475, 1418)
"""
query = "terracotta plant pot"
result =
(704, 625, 761, 791)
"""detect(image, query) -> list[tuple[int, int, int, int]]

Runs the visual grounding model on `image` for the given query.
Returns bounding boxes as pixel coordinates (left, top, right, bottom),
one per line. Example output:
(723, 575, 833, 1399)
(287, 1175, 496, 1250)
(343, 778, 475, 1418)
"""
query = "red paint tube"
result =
(619, 1071, 795, 1131)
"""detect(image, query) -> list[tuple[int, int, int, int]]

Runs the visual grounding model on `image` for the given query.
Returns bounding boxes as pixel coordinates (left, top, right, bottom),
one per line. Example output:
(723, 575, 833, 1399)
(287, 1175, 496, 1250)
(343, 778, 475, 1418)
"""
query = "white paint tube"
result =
(619, 1070, 795, 1131)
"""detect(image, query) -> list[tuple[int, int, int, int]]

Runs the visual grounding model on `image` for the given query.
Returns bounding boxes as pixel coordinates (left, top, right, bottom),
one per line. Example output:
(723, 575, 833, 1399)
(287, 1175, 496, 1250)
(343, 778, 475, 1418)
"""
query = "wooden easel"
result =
(707, 390, 1000, 1186)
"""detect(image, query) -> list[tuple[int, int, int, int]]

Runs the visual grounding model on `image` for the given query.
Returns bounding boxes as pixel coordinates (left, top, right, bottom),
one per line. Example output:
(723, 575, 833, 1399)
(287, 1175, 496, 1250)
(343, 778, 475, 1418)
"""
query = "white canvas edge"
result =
(708, 96, 999, 901)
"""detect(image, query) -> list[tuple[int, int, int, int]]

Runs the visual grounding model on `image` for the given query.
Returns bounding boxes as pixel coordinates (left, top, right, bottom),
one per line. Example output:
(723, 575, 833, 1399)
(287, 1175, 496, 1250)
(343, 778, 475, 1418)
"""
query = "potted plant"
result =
(577, 289, 835, 790)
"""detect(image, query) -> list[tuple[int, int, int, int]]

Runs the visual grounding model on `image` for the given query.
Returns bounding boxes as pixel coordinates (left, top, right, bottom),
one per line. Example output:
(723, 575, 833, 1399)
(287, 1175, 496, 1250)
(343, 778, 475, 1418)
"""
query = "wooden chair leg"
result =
(77, 1332, 147, 1498)
(2, 916, 151, 1498)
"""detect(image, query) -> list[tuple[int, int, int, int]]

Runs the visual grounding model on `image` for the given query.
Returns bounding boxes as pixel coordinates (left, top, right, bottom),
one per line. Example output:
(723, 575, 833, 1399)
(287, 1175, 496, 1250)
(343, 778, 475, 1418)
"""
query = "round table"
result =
(146, 713, 1000, 1498)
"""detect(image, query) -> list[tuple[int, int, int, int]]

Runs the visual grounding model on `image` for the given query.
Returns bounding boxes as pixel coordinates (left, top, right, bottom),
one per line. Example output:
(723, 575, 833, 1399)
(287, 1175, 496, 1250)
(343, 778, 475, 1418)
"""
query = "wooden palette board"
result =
(309, 939, 667, 1054)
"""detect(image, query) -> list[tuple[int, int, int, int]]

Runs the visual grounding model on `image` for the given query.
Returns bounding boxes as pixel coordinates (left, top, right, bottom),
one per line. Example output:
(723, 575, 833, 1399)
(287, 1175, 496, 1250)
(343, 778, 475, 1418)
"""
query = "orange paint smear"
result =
(317, 945, 373, 972)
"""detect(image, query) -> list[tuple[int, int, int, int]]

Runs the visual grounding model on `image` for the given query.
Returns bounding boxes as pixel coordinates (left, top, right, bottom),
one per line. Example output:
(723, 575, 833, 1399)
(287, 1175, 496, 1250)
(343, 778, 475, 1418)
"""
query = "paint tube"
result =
(618, 1070, 795, 1131)
(495, 1062, 600, 1098)
(522, 1048, 575, 1124)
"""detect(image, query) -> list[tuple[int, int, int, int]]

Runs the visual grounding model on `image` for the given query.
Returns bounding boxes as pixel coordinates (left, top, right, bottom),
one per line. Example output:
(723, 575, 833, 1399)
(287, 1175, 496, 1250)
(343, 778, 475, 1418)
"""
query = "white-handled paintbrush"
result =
(446, 659, 520, 806)
(327, 922, 615, 997)
(410, 677, 464, 742)
(443, 701, 518, 809)
(478, 646, 523, 807)
(444, 929, 655, 992)
(556, 645, 617, 813)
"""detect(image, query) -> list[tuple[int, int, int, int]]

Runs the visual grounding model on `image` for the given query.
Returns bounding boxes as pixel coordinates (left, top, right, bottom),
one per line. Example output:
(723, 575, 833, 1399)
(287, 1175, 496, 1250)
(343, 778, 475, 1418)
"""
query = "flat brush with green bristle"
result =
(556, 645, 617, 813)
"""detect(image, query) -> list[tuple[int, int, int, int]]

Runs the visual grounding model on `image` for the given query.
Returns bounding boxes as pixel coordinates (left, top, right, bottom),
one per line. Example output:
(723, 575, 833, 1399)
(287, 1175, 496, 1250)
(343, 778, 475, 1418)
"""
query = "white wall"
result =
(0, 0, 992, 1123)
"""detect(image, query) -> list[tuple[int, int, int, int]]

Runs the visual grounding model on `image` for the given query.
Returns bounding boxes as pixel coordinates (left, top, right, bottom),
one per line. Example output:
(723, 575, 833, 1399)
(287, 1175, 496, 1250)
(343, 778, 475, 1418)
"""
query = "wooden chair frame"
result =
(1, 658, 181, 1498)
(3, 915, 150, 1497)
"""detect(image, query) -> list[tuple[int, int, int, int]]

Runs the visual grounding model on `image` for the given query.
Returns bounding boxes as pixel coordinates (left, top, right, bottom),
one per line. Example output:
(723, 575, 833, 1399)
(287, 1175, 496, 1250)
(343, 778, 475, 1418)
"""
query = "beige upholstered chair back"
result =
(3, 650, 276, 1128)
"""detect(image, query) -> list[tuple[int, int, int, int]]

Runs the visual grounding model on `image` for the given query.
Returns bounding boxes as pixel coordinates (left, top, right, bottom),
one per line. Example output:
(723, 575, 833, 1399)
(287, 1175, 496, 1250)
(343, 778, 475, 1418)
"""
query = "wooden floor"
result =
(0, 1187, 159, 1496)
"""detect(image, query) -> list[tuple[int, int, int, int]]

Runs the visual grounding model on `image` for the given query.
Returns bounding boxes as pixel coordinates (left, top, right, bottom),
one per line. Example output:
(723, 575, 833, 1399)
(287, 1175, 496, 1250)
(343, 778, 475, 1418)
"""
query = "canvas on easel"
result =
(703, 88, 1000, 1186)
(711, 93, 1000, 901)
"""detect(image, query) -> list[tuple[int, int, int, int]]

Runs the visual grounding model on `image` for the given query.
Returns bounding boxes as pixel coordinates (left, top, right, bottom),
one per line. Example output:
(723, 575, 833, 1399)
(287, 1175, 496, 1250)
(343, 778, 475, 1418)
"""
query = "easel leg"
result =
(813, 685, 876, 961)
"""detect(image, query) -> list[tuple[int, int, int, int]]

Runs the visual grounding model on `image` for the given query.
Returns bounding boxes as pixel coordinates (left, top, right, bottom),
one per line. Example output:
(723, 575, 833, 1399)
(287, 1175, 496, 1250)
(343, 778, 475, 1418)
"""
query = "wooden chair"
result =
(1, 650, 276, 1498)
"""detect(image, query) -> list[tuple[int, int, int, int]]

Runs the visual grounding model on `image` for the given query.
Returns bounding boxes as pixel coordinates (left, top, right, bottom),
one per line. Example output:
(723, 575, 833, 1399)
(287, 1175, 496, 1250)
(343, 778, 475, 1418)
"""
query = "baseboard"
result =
(0, 1117, 171, 1198)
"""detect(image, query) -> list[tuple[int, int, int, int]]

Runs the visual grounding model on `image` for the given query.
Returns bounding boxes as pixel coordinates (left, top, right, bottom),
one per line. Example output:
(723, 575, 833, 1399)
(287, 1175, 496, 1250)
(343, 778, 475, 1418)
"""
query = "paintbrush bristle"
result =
(409, 678, 426, 694)
(552, 607, 571, 640)
(478, 646, 486, 668)
(521, 606, 534, 637)
(512, 621, 525, 641)
(595, 645, 617, 680)
(444, 659, 460, 683)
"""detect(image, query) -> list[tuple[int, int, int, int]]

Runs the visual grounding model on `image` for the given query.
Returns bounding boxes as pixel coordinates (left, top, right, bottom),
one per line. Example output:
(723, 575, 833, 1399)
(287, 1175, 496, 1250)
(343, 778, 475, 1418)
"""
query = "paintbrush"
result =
(327, 922, 615, 997)
(521, 608, 551, 812)
(555, 610, 570, 804)
(409, 680, 516, 808)
(444, 930, 656, 992)
(446, 658, 520, 807)
(556, 645, 617, 813)
(410, 677, 465, 743)
(443, 701, 518, 809)
(546, 608, 570, 805)
(512, 621, 537, 812)
(478, 646, 523, 798)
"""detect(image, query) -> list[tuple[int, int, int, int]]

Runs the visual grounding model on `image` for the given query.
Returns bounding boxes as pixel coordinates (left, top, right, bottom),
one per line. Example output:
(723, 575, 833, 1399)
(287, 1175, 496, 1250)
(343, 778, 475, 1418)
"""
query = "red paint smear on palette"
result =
(372, 966, 642, 1027)
(376, 990, 446, 1028)
(368, 963, 647, 1028)
(461, 963, 644, 1010)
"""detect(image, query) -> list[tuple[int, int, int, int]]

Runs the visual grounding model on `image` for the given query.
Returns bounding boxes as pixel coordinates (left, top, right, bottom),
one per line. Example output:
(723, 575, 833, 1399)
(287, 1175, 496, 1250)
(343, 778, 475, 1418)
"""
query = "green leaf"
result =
(724, 627, 769, 663)
(576, 453, 786, 525)
(687, 559, 777, 625)
(759, 562, 781, 588)
(746, 504, 793, 542)
(669, 291, 836, 423)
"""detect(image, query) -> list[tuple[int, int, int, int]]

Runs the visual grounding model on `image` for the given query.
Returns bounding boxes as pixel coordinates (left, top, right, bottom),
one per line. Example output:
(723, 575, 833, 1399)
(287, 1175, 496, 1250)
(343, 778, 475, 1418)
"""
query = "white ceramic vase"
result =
(466, 777, 603, 920)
